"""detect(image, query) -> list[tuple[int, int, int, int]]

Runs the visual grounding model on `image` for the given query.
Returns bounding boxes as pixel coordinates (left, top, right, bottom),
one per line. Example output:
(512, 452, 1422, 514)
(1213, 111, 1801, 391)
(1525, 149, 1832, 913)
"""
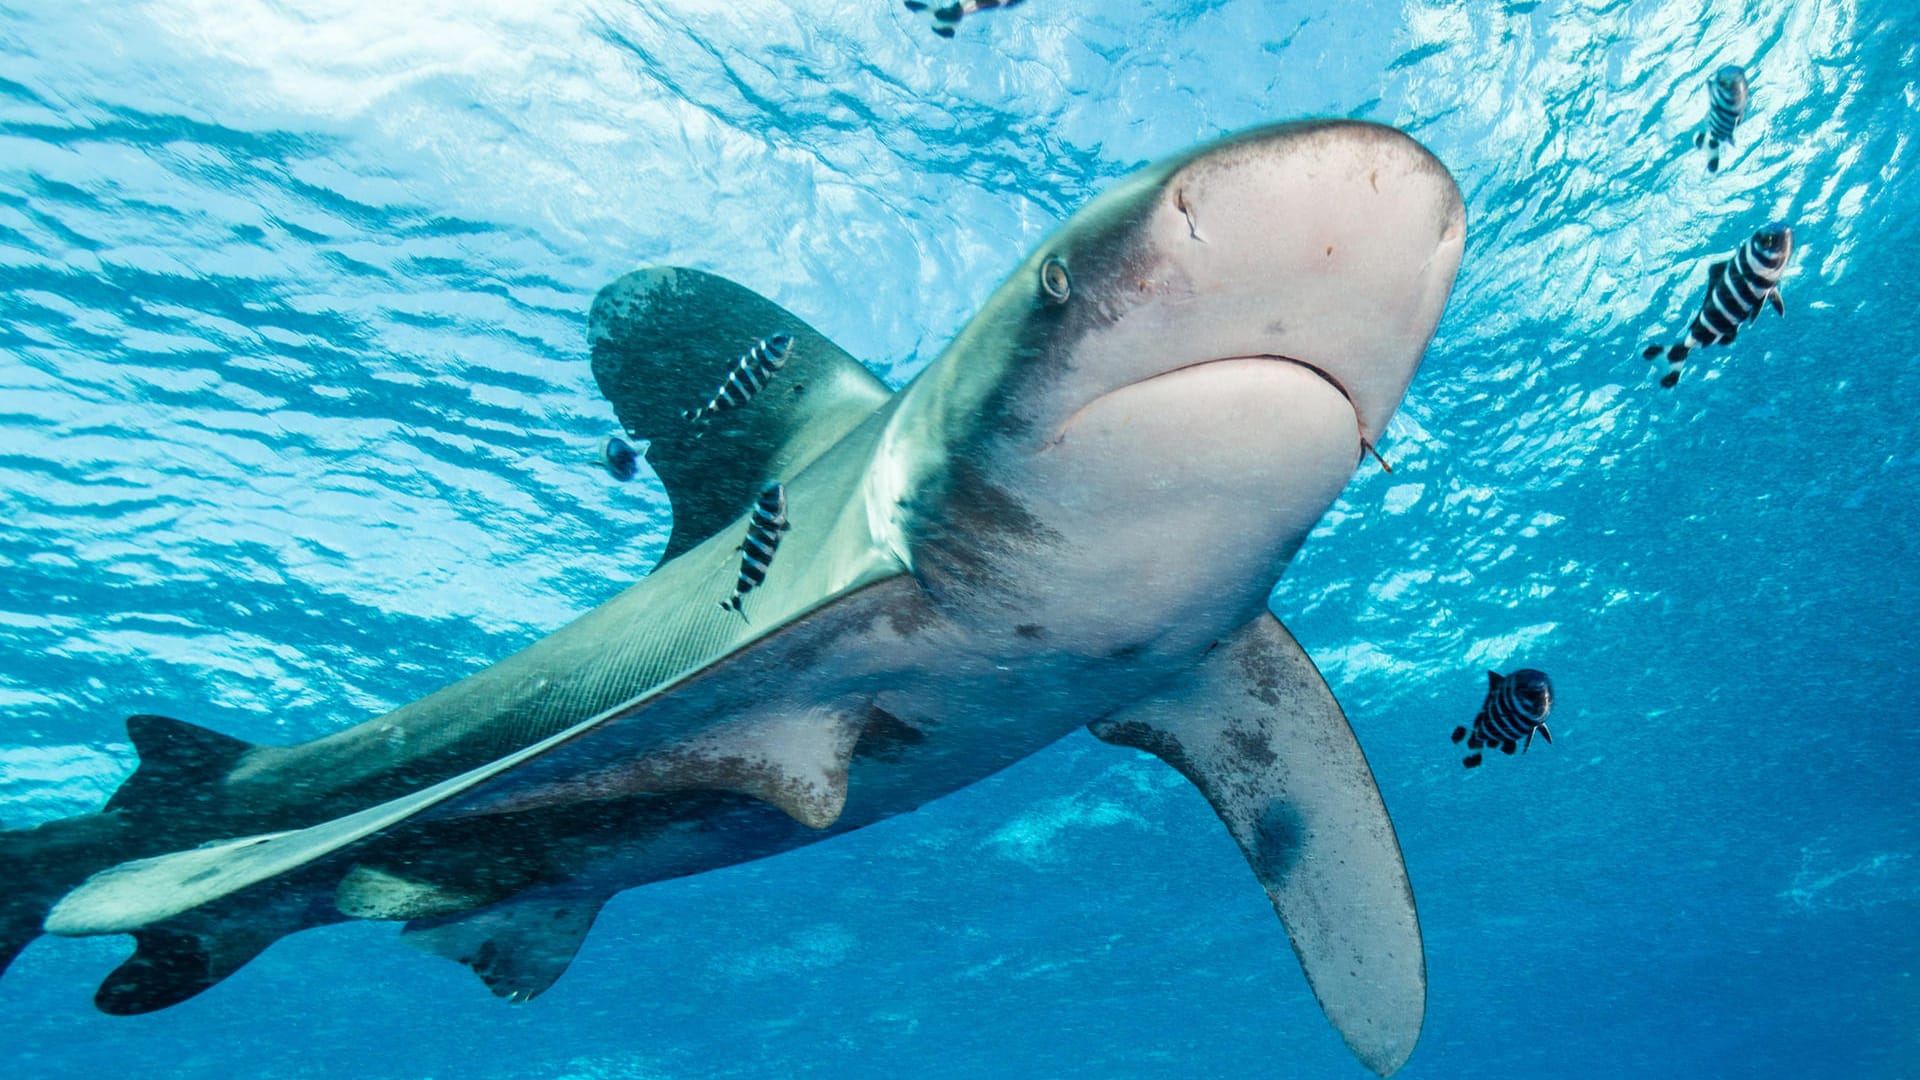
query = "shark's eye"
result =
(1039, 256, 1071, 305)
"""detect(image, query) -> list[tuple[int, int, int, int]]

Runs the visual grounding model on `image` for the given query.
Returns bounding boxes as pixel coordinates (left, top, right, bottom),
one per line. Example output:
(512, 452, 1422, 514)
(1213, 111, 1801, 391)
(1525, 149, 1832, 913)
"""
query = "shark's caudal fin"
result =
(589, 267, 894, 561)
(1090, 612, 1424, 1077)
(0, 825, 67, 978)
(403, 887, 612, 1003)
(0, 714, 258, 980)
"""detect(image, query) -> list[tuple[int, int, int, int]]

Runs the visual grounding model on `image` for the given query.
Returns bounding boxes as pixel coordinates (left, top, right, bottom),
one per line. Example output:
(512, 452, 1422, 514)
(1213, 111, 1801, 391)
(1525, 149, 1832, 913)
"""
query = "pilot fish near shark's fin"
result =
(683, 332, 795, 431)
(589, 267, 892, 562)
(723, 483, 791, 621)
(403, 887, 611, 1004)
(1090, 611, 1423, 1078)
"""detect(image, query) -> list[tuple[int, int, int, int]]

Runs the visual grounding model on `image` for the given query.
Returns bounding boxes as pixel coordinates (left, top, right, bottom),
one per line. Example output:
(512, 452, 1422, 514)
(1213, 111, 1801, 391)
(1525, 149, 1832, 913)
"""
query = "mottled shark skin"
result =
(5, 119, 1464, 1076)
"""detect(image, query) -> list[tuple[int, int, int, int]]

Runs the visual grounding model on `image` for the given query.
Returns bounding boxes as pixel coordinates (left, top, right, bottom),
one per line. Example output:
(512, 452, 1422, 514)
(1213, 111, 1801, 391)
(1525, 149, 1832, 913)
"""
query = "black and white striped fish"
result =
(683, 332, 794, 430)
(600, 435, 639, 482)
(722, 483, 790, 621)
(1693, 65, 1750, 173)
(1452, 669, 1553, 769)
(902, 0, 1025, 38)
(1642, 224, 1793, 388)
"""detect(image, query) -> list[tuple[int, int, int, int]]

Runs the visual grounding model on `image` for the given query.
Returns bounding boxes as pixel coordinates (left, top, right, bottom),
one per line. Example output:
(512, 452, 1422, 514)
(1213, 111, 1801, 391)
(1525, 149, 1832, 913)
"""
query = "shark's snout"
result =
(1150, 120, 1467, 443)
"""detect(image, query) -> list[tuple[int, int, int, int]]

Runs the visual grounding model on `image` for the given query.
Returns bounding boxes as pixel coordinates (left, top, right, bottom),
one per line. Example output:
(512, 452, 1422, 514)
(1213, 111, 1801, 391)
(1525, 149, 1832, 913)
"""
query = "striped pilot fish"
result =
(1694, 65, 1750, 173)
(1642, 224, 1793, 388)
(722, 483, 790, 621)
(683, 332, 795, 431)
(1451, 668, 1554, 769)
(902, 0, 1025, 38)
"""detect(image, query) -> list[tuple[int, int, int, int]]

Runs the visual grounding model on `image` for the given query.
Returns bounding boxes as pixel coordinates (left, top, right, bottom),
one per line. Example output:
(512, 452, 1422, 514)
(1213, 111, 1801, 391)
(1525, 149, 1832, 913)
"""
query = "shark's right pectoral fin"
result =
(1090, 611, 1424, 1077)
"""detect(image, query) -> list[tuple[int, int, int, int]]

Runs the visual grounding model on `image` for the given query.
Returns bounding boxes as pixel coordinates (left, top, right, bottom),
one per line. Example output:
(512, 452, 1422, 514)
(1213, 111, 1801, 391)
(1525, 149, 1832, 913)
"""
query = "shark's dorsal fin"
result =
(402, 888, 610, 1003)
(1090, 611, 1424, 1078)
(105, 715, 258, 815)
(92, 924, 281, 1015)
(589, 267, 893, 562)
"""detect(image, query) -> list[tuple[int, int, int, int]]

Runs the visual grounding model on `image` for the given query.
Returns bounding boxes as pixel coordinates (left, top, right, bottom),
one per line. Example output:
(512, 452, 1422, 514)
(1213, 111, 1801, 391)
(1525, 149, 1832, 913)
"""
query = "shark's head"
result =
(895, 120, 1465, 650)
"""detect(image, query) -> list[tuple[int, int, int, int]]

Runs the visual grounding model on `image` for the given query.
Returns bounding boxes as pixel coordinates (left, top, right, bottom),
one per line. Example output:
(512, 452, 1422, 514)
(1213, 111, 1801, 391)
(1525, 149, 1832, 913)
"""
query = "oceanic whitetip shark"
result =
(0, 119, 1464, 1077)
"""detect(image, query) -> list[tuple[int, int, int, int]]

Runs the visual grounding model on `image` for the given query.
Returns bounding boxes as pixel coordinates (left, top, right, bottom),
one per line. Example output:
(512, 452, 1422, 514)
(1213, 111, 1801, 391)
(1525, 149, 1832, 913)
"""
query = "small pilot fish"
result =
(600, 435, 639, 482)
(683, 332, 794, 430)
(903, 0, 1025, 38)
(1693, 65, 1750, 173)
(1642, 224, 1793, 388)
(1452, 668, 1554, 769)
(722, 483, 790, 621)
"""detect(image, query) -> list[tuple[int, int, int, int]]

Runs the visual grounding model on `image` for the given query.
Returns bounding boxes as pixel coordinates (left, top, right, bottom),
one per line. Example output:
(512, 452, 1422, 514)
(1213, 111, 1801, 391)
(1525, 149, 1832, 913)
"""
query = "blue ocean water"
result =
(1, 0, 1916, 1076)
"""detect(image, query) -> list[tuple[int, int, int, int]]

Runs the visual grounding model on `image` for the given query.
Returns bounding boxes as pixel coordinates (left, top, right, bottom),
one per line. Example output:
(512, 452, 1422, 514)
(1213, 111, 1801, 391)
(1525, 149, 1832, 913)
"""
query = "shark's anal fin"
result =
(402, 888, 611, 1003)
(1089, 612, 1424, 1077)
(94, 924, 280, 1015)
(589, 267, 893, 562)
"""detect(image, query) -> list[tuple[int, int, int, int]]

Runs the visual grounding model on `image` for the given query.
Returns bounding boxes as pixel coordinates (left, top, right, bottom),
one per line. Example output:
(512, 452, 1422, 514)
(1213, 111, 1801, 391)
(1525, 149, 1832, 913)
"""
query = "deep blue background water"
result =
(2, 1, 1916, 1076)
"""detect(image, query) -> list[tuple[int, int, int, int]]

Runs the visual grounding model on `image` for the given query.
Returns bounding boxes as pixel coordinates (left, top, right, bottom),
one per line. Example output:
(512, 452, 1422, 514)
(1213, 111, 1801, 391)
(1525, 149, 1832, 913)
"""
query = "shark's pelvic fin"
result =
(335, 865, 498, 922)
(1089, 611, 1424, 1078)
(619, 705, 868, 831)
(402, 888, 611, 1003)
(590, 267, 893, 562)
(105, 714, 258, 816)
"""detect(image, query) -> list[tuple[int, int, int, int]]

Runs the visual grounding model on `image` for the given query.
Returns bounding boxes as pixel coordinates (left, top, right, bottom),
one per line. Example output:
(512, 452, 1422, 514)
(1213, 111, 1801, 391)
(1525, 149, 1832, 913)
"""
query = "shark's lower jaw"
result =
(995, 354, 1363, 655)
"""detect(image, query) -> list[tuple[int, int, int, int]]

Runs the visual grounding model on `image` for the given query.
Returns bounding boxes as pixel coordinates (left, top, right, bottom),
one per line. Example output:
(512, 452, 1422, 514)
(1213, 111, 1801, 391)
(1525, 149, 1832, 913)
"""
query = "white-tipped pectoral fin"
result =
(1090, 611, 1424, 1077)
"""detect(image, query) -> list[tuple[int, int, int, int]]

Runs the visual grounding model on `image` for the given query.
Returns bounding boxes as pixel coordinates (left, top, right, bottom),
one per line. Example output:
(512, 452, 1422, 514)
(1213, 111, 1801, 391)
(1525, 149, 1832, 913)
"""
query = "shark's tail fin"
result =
(1, 714, 260, 985)
(0, 828, 52, 977)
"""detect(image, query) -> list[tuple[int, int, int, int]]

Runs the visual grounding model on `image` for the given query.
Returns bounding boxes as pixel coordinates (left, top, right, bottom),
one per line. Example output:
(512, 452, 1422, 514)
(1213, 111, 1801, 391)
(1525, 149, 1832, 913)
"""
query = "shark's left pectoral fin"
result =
(1090, 612, 1423, 1077)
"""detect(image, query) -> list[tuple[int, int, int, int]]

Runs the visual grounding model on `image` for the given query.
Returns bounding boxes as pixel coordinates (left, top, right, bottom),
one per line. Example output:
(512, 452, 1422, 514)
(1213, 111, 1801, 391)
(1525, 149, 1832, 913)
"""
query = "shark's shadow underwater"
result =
(1, 119, 1465, 1077)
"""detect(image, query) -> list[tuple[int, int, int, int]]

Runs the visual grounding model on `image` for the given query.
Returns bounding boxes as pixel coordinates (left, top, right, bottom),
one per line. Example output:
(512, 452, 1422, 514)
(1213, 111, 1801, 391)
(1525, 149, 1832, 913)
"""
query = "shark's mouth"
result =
(1053, 353, 1368, 460)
